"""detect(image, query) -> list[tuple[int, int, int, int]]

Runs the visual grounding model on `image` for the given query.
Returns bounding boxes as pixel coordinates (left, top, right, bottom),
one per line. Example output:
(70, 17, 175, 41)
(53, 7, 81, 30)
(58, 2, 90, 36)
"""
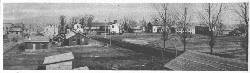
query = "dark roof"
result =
(9, 27, 23, 32)
(131, 26, 141, 30)
(24, 36, 49, 42)
(3, 23, 14, 25)
(164, 51, 248, 71)
(91, 22, 107, 26)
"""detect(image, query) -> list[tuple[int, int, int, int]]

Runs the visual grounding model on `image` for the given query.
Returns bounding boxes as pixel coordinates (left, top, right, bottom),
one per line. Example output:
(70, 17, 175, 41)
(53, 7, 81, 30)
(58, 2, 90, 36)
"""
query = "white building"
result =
(73, 23, 84, 33)
(131, 26, 143, 33)
(110, 20, 122, 34)
(43, 24, 58, 39)
(175, 26, 195, 34)
(152, 25, 163, 33)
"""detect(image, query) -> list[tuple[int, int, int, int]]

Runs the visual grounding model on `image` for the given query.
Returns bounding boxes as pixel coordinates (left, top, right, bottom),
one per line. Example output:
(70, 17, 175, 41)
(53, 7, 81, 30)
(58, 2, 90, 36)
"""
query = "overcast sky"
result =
(3, 3, 242, 28)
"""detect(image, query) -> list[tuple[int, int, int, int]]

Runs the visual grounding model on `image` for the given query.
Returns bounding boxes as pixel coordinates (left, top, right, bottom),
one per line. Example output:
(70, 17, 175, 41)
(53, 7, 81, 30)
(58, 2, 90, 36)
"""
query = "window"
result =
(26, 43, 33, 49)
(36, 43, 41, 49)
(112, 25, 114, 28)
(41, 43, 48, 49)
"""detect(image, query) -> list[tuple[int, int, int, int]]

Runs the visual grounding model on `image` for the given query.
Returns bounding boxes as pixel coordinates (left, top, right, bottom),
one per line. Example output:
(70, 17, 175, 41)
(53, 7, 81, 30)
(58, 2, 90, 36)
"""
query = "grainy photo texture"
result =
(3, 3, 248, 70)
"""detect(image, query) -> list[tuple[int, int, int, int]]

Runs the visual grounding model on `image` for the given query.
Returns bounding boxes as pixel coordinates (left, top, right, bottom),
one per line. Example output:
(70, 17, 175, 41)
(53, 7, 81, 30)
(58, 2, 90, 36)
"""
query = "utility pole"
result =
(109, 19, 112, 46)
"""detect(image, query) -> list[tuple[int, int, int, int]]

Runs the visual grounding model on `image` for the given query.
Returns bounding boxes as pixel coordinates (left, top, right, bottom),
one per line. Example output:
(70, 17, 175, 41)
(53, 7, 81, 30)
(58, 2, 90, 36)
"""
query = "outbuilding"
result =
(43, 52, 74, 70)
(64, 30, 88, 46)
(23, 36, 50, 52)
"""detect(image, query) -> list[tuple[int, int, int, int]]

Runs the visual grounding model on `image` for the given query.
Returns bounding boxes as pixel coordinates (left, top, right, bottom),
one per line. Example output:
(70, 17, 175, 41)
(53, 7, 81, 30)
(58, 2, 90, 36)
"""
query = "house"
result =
(131, 26, 143, 33)
(63, 30, 88, 46)
(152, 25, 178, 33)
(43, 52, 74, 70)
(3, 23, 14, 36)
(43, 24, 58, 39)
(9, 26, 23, 36)
(84, 22, 110, 34)
(110, 20, 122, 34)
(175, 26, 196, 34)
(217, 29, 232, 36)
(3, 23, 14, 42)
(164, 51, 248, 71)
(221, 30, 232, 35)
(82, 20, 120, 34)
(195, 26, 210, 35)
(6, 25, 24, 42)
(73, 23, 84, 33)
(23, 36, 50, 52)
(152, 25, 163, 33)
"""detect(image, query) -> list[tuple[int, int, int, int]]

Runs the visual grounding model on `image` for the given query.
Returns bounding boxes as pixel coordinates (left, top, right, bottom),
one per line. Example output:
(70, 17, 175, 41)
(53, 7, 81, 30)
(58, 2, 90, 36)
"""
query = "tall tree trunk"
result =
(183, 7, 187, 52)
(243, 3, 248, 62)
(209, 31, 215, 54)
(184, 39, 186, 51)
(244, 31, 248, 62)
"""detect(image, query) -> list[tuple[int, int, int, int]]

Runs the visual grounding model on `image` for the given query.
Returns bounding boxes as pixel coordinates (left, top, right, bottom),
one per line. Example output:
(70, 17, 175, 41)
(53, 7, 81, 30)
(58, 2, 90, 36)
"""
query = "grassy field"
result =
(4, 33, 246, 70)
(95, 33, 247, 62)
(3, 39, 170, 70)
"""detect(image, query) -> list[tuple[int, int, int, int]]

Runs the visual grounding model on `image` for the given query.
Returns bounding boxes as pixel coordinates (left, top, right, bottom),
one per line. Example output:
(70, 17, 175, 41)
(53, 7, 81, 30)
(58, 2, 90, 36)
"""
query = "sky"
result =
(3, 3, 242, 28)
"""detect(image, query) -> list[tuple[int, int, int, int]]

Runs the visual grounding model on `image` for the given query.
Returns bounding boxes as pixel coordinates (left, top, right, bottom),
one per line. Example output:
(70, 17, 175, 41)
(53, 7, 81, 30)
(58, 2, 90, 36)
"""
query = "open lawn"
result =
(94, 33, 247, 62)
(3, 39, 169, 70)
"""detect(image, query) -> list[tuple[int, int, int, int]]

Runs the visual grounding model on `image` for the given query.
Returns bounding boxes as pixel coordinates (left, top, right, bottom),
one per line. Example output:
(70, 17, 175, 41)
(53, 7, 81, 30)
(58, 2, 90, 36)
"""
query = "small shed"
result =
(64, 31, 88, 46)
(43, 52, 74, 70)
(164, 51, 248, 71)
(23, 36, 50, 52)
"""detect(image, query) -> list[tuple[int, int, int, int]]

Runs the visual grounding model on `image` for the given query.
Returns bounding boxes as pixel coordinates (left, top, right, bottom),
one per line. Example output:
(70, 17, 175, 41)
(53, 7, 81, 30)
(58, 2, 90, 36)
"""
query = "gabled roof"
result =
(164, 51, 248, 71)
(66, 30, 76, 39)
(43, 52, 74, 65)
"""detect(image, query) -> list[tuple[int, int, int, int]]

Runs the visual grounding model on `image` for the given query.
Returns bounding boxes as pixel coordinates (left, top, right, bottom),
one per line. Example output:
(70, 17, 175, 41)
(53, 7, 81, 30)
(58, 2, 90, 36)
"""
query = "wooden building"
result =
(23, 36, 50, 52)
(195, 26, 210, 35)
(64, 30, 88, 46)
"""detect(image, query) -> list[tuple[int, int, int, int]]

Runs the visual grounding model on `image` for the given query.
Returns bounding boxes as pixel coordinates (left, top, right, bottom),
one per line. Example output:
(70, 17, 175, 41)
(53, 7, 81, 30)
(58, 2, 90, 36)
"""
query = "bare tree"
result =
(177, 6, 190, 51)
(79, 16, 85, 28)
(199, 3, 224, 54)
(59, 15, 66, 34)
(217, 20, 227, 36)
(121, 16, 137, 33)
(84, 15, 94, 33)
(69, 16, 78, 29)
(234, 3, 248, 61)
(139, 18, 147, 32)
(154, 3, 169, 58)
